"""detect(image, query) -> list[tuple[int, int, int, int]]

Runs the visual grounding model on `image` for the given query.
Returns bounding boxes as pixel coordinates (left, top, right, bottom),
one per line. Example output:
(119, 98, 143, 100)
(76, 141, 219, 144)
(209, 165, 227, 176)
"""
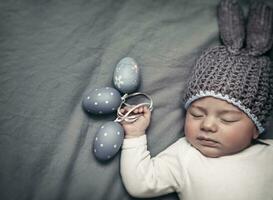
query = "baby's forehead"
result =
(190, 97, 241, 112)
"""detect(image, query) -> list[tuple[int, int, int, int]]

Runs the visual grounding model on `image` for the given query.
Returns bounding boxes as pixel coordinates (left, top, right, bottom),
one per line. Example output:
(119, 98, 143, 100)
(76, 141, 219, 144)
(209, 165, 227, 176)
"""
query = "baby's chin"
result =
(193, 144, 225, 158)
(186, 137, 232, 158)
(198, 149, 222, 158)
(195, 145, 244, 158)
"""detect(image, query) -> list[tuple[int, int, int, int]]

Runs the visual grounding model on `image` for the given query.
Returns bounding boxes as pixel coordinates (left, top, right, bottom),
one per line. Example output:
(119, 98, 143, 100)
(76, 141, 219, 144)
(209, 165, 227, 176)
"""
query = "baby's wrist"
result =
(125, 131, 145, 139)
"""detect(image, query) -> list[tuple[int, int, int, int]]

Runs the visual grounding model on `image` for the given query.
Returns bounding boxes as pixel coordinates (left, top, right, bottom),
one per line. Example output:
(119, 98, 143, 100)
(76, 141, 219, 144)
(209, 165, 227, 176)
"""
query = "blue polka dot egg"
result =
(113, 57, 140, 94)
(82, 87, 121, 115)
(93, 122, 124, 161)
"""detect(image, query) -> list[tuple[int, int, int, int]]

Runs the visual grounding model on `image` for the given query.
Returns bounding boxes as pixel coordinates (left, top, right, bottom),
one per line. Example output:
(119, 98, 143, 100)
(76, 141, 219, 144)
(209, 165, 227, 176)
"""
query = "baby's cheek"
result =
(184, 118, 197, 137)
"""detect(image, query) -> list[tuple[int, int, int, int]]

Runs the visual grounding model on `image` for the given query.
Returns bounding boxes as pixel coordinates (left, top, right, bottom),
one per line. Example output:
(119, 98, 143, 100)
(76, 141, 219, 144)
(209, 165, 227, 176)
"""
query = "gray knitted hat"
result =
(184, 0, 273, 134)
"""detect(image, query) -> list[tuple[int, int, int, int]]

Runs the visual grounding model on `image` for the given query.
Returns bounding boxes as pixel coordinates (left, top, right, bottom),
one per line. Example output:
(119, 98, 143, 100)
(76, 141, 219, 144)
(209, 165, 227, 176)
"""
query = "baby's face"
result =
(184, 97, 258, 158)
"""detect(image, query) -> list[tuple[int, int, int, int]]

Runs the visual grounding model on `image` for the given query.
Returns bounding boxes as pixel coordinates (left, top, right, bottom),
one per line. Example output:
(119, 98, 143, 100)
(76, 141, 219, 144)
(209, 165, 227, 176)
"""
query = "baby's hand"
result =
(120, 106, 151, 139)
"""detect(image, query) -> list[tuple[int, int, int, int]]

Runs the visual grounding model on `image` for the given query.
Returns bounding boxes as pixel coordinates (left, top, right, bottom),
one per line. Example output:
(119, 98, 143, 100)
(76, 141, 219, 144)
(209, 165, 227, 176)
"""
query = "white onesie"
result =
(120, 135, 273, 200)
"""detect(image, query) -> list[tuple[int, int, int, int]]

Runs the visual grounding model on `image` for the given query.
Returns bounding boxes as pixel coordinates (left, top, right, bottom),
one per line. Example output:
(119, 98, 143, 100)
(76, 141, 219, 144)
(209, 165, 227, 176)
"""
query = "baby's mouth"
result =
(196, 136, 219, 147)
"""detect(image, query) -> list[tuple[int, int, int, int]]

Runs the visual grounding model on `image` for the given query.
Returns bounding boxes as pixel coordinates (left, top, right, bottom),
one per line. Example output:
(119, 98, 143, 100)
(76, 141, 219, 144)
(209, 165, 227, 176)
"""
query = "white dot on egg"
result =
(114, 144, 117, 148)
(105, 100, 109, 104)
(112, 108, 115, 111)
(95, 137, 98, 141)
(110, 92, 114, 96)
(94, 149, 97, 152)
(117, 132, 120, 135)
(94, 102, 98, 105)
(98, 93, 101, 96)
(100, 143, 104, 147)
(101, 126, 104, 129)
(104, 133, 108, 136)
(87, 96, 90, 100)
(106, 87, 109, 89)
(107, 155, 111, 159)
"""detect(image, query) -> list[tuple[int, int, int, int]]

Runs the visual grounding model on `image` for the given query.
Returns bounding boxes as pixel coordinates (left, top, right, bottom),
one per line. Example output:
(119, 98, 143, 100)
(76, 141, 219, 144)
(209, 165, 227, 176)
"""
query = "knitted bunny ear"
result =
(217, 0, 245, 53)
(246, 1, 273, 56)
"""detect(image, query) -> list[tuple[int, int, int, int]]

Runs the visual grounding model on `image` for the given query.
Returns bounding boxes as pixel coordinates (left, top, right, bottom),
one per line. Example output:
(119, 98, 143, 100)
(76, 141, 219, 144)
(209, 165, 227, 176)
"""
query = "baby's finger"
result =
(121, 107, 129, 114)
(121, 106, 130, 113)
(133, 108, 139, 114)
(143, 106, 151, 118)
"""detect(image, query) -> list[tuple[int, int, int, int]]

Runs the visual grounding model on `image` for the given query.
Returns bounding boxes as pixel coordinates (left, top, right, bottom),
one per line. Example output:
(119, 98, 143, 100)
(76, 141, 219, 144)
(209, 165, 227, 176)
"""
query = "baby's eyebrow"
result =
(190, 105, 206, 112)
(190, 105, 242, 115)
(219, 110, 242, 115)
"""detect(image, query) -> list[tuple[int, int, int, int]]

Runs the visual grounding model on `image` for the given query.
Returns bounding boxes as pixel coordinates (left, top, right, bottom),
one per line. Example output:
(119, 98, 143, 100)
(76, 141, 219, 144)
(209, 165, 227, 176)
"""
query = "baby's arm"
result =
(120, 106, 181, 198)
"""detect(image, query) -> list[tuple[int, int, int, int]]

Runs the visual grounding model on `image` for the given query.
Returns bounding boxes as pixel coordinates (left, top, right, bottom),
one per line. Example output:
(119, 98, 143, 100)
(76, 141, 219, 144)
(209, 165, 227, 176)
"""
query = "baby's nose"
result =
(200, 116, 217, 133)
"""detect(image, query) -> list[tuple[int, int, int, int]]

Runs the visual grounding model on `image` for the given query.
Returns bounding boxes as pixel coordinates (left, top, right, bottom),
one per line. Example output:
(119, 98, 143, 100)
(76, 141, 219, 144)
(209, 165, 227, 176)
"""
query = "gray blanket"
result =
(1, 0, 272, 200)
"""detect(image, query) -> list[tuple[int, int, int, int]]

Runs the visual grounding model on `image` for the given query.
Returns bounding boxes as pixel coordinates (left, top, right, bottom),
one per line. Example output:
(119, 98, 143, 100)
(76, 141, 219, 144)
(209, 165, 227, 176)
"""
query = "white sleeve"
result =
(120, 135, 183, 198)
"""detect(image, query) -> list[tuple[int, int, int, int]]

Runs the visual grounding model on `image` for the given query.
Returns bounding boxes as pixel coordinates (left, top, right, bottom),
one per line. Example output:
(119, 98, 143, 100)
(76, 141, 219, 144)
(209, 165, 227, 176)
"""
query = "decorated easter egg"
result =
(82, 87, 121, 115)
(93, 121, 124, 161)
(113, 57, 140, 94)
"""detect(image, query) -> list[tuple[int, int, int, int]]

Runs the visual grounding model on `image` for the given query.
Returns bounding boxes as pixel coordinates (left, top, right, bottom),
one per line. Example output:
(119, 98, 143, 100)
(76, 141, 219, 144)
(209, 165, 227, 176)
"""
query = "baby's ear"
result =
(217, 0, 245, 53)
(246, 1, 273, 56)
(252, 127, 259, 140)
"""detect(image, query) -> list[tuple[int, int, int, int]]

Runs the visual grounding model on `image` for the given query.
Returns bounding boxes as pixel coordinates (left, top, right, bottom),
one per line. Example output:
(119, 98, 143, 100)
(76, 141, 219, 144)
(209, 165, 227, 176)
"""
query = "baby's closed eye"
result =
(219, 114, 242, 123)
(189, 109, 205, 118)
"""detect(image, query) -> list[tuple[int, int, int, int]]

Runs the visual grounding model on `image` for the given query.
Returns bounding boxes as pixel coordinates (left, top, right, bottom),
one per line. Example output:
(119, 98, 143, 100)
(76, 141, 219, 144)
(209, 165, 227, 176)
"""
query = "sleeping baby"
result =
(119, 0, 273, 199)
